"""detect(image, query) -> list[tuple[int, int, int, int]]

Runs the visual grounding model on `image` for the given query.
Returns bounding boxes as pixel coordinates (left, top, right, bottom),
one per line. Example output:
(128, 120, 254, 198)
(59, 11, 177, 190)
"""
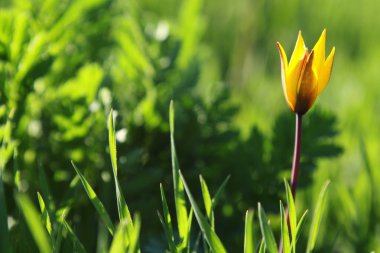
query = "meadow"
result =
(1, 0, 380, 252)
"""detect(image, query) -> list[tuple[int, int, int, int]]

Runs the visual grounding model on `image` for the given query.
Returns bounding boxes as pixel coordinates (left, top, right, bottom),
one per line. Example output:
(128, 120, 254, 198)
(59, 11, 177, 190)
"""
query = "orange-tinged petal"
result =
(318, 46, 335, 94)
(312, 29, 326, 74)
(289, 31, 306, 70)
(295, 51, 319, 114)
(286, 51, 308, 111)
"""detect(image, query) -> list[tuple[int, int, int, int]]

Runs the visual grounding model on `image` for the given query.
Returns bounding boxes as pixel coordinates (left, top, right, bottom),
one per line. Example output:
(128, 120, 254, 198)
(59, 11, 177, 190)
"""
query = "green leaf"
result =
(257, 203, 277, 253)
(0, 169, 10, 253)
(109, 221, 128, 253)
(62, 219, 87, 253)
(307, 181, 330, 253)
(179, 171, 227, 253)
(108, 110, 133, 226)
(71, 161, 115, 236)
(295, 210, 308, 244)
(108, 109, 118, 176)
(185, 208, 193, 253)
(37, 192, 52, 236)
(15, 193, 52, 253)
(200, 175, 213, 224)
(169, 101, 188, 241)
(158, 184, 177, 253)
(54, 222, 64, 253)
(280, 201, 291, 253)
(38, 161, 56, 212)
(258, 239, 266, 253)
(127, 214, 141, 253)
(244, 209, 255, 253)
(211, 175, 230, 210)
(284, 179, 296, 253)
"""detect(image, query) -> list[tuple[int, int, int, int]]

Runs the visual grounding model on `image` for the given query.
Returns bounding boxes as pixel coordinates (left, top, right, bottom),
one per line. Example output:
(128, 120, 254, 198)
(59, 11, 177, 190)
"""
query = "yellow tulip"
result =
(277, 29, 335, 114)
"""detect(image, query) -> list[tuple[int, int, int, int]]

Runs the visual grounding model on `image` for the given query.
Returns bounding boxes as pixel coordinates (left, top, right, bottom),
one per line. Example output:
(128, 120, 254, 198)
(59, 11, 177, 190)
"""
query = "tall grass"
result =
(0, 104, 331, 252)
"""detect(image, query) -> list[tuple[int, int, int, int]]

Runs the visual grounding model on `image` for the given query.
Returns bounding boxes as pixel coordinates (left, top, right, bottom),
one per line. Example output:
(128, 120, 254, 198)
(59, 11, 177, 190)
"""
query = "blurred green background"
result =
(1, 0, 380, 252)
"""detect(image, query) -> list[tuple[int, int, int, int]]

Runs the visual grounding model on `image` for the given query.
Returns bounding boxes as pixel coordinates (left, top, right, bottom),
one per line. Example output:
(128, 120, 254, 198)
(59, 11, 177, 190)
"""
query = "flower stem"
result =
(279, 113, 303, 253)
(290, 113, 303, 198)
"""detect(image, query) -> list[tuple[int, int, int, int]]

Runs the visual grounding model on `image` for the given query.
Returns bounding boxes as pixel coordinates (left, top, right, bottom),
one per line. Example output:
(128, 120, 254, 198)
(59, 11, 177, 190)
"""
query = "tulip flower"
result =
(277, 29, 335, 115)
(277, 30, 335, 253)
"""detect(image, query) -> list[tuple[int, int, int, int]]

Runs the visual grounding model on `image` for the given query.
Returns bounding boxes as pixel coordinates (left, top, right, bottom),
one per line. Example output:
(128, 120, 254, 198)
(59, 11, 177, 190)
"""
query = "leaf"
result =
(71, 161, 115, 236)
(108, 109, 118, 176)
(62, 219, 87, 253)
(280, 201, 291, 253)
(15, 193, 52, 253)
(185, 208, 193, 253)
(257, 203, 277, 253)
(37, 192, 53, 236)
(158, 183, 177, 253)
(179, 171, 227, 253)
(37, 164, 54, 210)
(284, 179, 296, 253)
(199, 175, 213, 224)
(295, 210, 308, 244)
(258, 239, 266, 253)
(109, 221, 128, 253)
(211, 175, 230, 210)
(127, 214, 141, 253)
(108, 110, 133, 226)
(0, 169, 10, 253)
(306, 181, 330, 253)
(244, 209, 255, 253)
(169, 101, 188, 241)
(53, 222, 64, 253)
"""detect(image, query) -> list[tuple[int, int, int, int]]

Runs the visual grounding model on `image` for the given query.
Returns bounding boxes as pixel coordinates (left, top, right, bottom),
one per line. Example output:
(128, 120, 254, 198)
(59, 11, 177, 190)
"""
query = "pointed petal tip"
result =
(327, 46, 336, 59)
(297, 30, 304, 41)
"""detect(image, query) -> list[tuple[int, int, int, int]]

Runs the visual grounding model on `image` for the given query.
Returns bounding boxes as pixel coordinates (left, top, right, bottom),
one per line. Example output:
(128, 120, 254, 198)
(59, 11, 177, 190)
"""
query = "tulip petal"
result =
(295, 51, 319, 114)
(286, 51, 308, 111)
(313, 29, 326, 74)
(289, 31, 306, 70)
(318, 47, 335, 94)
(277, 42, 294, 110)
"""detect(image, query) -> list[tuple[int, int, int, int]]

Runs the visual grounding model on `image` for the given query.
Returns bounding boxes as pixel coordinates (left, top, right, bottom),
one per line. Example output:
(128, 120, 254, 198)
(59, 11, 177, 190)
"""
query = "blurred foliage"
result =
(1, 0, 379, 252)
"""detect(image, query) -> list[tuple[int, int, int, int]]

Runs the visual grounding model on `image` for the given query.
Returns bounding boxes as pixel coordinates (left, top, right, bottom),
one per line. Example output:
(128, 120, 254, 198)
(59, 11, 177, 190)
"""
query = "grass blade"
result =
(306, 181, 330, 253)
(108, 110, 133, 226)
(37, 192, 52, 236)
(15, 193, 52, 253)
(284, 180, 296, 253)
(185, 208, 193, 253)
(38, 164, 55, 211)
(280, 201, 291, 253)
(54, 222, 64, 253)
(127, 214, 141, 253)
(199, 175, 213, 225)
(179, 171, 227, 253)
(63, 219, 87, 253)
(169, 101, 188, 241)
(211, 175, 230, 210)
(72, 161, 115, 235)
(258, 239, 266, 253)
(295, 210, 308, 244)
(0, 169, 10, 253)
(257, 203, 277, 253)
(108, 109, 118, 177)
(159, 183, 177, 253)
(109, 221, 128, 253)
(244, 209, 255, 253)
